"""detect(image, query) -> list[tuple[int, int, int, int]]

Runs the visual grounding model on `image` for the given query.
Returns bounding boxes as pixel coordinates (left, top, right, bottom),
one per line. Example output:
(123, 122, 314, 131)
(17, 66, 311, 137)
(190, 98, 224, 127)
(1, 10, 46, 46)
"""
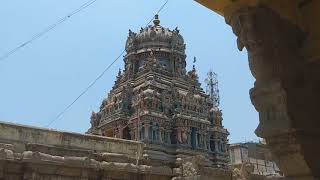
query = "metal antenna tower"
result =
(204, 69, 220, 108)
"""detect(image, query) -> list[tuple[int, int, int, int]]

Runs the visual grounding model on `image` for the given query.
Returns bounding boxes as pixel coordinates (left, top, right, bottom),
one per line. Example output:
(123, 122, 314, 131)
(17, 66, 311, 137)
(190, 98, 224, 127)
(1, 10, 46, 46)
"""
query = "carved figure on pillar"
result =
(181, 128, 188, 144)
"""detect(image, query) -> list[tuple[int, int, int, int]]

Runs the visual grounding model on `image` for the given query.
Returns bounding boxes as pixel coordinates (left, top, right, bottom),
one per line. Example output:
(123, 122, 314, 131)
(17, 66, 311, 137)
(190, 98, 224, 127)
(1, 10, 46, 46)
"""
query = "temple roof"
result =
(125, 15, 185, 53)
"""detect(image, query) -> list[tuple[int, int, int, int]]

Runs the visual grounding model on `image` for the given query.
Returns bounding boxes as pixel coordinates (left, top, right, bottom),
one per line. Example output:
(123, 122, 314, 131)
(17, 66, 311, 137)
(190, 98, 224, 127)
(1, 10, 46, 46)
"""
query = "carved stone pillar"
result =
(129, 128, 136, 141)
(195, 132, 199, 148)
(199, 133, 203, 149)
(119, 127, 124, 139)
(214, 140, 218, 153)
(204, 134, 209, 151)
(159, 128, 165, 143)
(187, 130, 191, 146)
(144, 124, 150, 140)
(177, 128, 182, 144)
(166, 130, 171, 144)
(227, 5, 320, 179)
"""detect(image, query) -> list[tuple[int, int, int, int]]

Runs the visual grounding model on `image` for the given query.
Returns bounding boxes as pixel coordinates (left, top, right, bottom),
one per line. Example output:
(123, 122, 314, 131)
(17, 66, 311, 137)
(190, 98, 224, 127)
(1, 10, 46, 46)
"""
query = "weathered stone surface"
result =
(0, 121, 180, 180)
(0, 121, 143, 158)
(227, 5, 320, 179)
(0, 121, 232, 179)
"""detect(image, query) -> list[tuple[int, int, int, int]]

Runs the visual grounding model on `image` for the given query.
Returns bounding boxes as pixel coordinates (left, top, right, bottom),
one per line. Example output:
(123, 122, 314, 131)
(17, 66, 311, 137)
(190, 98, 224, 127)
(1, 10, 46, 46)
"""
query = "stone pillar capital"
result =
(227, 5, 305, 82)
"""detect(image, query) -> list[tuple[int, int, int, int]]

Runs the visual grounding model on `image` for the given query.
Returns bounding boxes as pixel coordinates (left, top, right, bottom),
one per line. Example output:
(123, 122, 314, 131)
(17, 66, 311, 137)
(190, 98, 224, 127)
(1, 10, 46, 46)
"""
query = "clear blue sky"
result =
(0, 0, 258, 143)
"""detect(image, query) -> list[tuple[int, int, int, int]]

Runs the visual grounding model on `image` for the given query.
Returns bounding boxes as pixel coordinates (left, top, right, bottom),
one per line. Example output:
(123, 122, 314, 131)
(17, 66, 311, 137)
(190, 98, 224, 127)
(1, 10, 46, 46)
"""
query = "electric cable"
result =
(0, 0, 97, 62)
(44, 0, 169, 128)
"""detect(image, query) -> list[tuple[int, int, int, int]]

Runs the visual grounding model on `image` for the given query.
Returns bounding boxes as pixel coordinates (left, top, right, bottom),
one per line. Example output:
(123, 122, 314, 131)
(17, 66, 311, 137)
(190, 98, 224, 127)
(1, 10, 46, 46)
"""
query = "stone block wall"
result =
(0, 121, 232, 180)
(0, 121, 142, 157)
(0, 121, 173, 180)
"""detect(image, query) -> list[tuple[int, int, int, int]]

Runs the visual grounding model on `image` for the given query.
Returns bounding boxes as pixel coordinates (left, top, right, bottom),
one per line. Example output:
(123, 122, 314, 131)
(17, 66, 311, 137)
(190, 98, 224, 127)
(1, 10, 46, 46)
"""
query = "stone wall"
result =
(0, 121, 234, 180)
(0, 121, 173, 180)
(0, 121, 142, 157)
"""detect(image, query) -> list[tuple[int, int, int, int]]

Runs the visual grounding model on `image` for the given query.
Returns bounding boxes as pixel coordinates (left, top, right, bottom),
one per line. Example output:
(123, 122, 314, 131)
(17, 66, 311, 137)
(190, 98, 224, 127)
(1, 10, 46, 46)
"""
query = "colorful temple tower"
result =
(88, 15, 229, 167)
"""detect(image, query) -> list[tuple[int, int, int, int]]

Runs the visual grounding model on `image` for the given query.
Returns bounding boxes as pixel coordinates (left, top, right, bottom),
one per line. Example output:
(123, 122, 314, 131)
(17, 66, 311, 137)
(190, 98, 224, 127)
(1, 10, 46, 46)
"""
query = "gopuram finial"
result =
(153, 14, 160, 26)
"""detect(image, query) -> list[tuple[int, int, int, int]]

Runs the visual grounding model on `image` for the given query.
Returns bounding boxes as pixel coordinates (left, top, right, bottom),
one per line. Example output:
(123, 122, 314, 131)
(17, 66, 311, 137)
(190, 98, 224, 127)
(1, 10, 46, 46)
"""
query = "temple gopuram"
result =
(0, 15, 233, 180)
(88, 15, 229, 168)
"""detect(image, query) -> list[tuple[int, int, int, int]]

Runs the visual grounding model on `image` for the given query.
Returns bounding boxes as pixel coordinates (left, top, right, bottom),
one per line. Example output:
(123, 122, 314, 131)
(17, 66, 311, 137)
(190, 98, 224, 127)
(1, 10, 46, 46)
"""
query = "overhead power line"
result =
(0, 0, 98, 62)
(45, 49, 126, 128)
(45, 0, 169, 128)
(146, 0, 169, 26)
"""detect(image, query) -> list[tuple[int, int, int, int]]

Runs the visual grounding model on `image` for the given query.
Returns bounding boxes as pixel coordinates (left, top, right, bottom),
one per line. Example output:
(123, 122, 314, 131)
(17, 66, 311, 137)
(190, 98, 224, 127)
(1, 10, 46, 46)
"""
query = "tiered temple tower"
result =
(88, 15, 229, 167)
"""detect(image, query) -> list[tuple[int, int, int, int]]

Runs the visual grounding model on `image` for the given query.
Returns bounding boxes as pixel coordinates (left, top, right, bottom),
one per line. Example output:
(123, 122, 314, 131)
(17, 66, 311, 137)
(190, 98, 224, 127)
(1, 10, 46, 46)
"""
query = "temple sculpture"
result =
(88, 15, 229, 168)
